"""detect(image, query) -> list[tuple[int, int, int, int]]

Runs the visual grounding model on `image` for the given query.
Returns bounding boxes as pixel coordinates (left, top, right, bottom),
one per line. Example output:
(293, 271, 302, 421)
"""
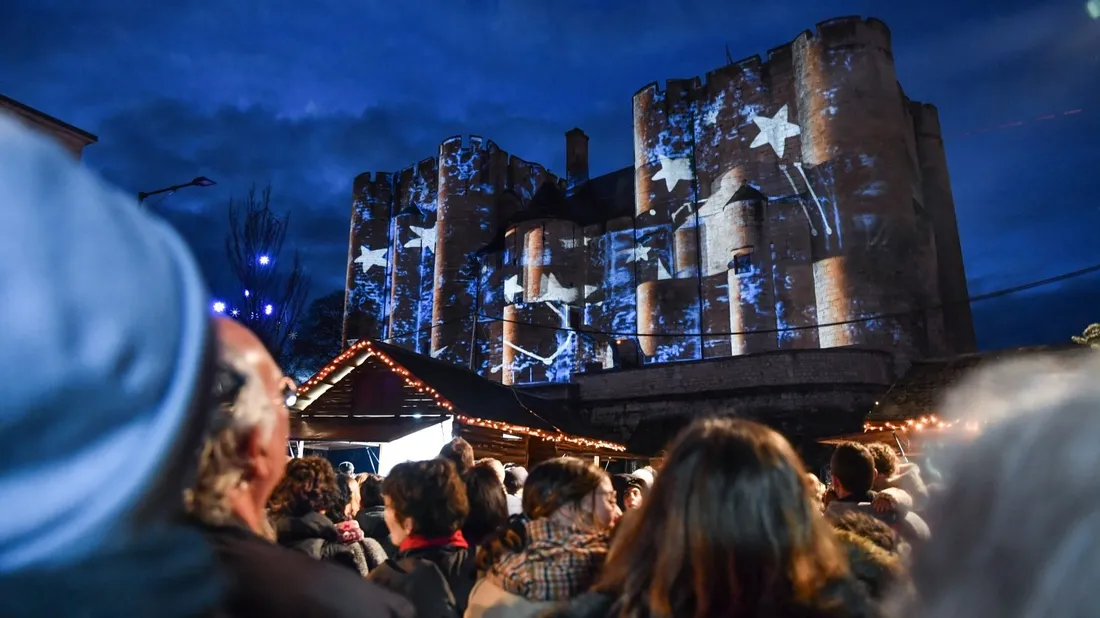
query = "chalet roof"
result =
(866, 345, 1091, 425)
(293, 339, 625, 451)
(476, 167, 635, 256)
(0, 94, 98, 144)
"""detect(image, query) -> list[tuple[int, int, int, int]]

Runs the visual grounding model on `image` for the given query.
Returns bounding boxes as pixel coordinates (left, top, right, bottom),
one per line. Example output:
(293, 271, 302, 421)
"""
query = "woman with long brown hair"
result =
(550, 417, 871, 618)
(465, 457, 619, 618)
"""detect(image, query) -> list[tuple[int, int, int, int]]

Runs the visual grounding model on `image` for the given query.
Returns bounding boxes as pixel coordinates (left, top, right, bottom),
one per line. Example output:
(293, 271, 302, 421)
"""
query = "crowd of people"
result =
(3, 106, 1100, 618)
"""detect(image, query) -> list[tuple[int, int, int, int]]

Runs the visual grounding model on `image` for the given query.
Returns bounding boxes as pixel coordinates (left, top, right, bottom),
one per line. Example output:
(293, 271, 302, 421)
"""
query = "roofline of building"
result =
(0, 94, 99, 143)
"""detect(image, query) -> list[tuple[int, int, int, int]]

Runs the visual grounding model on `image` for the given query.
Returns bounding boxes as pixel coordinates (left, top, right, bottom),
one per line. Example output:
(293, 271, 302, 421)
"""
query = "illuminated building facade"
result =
(342, 17, 975, 397)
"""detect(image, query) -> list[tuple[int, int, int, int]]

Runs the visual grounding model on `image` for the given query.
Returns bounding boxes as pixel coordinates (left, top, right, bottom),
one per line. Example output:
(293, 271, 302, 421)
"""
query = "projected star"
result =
(354, 246, 388, 273)
(750, 104, 801, 159)
(651, 155, 693, 192)
(404, 223, 437, 253)
(539, 273, 579, 304)
(624, 245, 652, 263)
(504, 274, 523, 303)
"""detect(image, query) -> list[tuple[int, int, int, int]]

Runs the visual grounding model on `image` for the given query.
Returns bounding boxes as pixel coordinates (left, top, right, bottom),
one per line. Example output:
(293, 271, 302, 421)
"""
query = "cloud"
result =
(84, 96, 624, 300)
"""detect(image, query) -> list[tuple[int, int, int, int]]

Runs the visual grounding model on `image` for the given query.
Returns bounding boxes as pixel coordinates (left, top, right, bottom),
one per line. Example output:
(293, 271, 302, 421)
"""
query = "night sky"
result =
(4, 0, 1098, 351)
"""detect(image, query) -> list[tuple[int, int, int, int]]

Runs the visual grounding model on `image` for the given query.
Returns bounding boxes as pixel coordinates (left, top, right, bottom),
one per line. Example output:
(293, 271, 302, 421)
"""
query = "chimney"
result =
(565, 128, 589, 192)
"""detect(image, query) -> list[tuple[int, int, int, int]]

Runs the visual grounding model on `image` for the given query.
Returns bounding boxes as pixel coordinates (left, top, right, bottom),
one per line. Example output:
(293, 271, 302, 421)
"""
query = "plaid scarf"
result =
(493, 519, 609, 602)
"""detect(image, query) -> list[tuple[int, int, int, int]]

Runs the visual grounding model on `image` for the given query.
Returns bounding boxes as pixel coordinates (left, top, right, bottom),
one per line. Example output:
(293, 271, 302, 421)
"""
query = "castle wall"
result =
(343, 172, 393, 347)
(632, 80, 704, 363)
(432, 136, 510, 366)
(387, 158, 439, 354)
(793, 18, 923, 358)
(911, 102, 976, 354)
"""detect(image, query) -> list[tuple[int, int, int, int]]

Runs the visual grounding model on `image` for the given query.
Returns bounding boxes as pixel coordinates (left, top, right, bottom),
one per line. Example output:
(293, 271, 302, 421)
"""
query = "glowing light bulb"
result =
(230, 309, 240, 317)
(258, 255, 270, 266)
(212, 301, 226, 313)
(264, 304, 274, 316)
(243, 289, 250, 298)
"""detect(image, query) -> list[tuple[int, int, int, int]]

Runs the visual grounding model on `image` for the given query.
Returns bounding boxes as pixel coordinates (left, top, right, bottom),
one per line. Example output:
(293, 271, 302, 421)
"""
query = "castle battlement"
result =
(633, 16, 894, 112)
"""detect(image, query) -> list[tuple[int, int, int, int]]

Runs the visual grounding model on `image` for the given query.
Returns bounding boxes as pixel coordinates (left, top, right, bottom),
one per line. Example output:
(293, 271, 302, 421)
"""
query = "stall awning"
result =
(292, 339, 626, 452)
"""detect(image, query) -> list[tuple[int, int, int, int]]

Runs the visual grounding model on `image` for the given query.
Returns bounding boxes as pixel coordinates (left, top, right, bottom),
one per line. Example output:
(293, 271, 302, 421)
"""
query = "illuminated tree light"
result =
(244, 289, 251, 298)
(230, 309, 240, 317)
(212, 301, 226, 313)
(258, 255, 271, 266)
(264, 304, 274, 316)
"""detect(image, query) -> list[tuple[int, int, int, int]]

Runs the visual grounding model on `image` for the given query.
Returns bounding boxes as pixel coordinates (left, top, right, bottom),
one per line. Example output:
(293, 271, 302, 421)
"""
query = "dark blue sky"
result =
(3, 0, 1098, 350)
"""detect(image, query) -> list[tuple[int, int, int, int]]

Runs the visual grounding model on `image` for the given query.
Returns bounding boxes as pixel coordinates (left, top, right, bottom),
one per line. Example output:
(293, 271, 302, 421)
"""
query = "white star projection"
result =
(537, 274, 579, 304)
(623, 245, 652, 263)
(354, 246, 388, 273)
(404, 223, 437, 253)
(750, 104, 801, 158)
(651, 155, 693, 192)
(504, 275, 523, 303)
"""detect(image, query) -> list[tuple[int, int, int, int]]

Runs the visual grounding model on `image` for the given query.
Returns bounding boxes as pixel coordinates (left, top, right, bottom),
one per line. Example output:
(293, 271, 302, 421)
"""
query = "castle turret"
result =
(386, 157, 439, 353)
(632, 80, 703, 362)
(911, 102, 975, 353)
(565, 128, 589, 192)
(343, 172, 393, 348)
(431, 136, 509, 366)
(794, 17, 923, 357)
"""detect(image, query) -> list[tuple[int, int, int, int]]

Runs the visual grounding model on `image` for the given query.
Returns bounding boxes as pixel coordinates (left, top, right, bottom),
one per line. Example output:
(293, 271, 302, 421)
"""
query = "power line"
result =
(473, 261, 1100, 338)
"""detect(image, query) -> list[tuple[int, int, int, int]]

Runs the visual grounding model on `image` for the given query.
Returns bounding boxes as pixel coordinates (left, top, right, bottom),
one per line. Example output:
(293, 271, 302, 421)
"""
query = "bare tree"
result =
(224, 184, 310, 363)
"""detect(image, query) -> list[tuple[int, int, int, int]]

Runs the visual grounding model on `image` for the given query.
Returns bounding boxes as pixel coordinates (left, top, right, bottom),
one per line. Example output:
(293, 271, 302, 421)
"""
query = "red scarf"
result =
(399, 530, 468, 553)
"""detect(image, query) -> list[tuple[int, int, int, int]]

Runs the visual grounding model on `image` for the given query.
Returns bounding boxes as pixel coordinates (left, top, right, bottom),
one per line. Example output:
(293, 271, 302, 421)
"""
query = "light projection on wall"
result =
(354, 246, 388, 273)
(342, 17, 962, 383)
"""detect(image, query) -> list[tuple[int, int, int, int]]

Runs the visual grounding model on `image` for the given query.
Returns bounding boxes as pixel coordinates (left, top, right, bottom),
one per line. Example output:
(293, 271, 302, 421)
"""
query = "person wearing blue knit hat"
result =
(0, 112, 221, 616)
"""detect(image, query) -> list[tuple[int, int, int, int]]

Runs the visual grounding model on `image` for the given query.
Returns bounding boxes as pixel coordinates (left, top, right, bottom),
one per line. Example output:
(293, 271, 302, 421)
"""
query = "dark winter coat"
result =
(539, 576, 877, 618)
(274, 511, 366, 575)
(357, 505, 398, 558)
(369, 543, 476, 618)
(200, 520, 415, 618)
(0, 524, 223, 618)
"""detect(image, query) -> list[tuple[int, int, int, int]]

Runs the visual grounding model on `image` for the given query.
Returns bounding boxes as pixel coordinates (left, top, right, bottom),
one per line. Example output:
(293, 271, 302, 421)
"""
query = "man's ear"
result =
(243, 425, 269, 480)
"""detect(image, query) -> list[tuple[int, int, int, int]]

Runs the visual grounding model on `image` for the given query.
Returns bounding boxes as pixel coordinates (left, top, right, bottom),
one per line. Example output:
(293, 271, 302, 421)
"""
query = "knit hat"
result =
(0, 114, 211, 572)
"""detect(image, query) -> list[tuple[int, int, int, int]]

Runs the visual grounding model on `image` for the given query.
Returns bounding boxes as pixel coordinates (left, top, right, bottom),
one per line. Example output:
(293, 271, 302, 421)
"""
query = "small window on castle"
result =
(730, 253, 753, 276)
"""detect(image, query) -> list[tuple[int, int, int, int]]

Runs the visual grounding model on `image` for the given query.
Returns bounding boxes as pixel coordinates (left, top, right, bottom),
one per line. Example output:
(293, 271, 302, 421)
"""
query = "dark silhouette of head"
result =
(438, 437, 475, 476)
(830, 442, 876, 498)
(462, 465, 509, 547)
(268, 456, 339, 518)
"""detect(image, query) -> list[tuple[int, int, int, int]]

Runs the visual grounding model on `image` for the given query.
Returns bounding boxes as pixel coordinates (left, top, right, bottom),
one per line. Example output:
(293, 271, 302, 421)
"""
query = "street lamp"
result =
(138, 176, 216, 206)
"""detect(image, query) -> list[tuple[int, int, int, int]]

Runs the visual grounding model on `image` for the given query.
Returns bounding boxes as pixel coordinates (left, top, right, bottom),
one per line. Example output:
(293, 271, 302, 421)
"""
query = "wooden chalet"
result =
(291, 339, 633, 469)
(820, 344, 1092, 455)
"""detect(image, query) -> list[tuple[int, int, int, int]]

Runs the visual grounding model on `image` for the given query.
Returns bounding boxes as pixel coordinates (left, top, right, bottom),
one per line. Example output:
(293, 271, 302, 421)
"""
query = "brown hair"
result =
(830, 442, 876, 496)
(476, 457, 606, 573)
(268, 456, 338, 517)
(596, 417, 848, 617)
(383, 458, 468, 538)
(865, 443, 899, 478)
(438, 437, 475, 475)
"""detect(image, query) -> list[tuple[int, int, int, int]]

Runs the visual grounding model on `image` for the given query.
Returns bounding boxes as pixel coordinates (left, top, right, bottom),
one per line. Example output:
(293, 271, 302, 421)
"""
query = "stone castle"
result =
(341, 16, 975, 394)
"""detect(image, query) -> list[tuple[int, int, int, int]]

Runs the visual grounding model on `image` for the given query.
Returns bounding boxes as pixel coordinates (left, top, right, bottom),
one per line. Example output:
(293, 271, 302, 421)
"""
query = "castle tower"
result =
(431, 136, 509, 366)
(632, 79, 703, 362)
(386, 157, 439, 354)
(565, 128, 589, 192)
(343, 172, 393, 348)
(911, 102, 975, 353)
(794, 17, 923, 356)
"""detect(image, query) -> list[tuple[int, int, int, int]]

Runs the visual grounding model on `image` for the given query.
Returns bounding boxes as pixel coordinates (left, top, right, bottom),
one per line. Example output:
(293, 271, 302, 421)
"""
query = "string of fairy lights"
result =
(863, 414, 981, 434)
(296, 339, 627, 452)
